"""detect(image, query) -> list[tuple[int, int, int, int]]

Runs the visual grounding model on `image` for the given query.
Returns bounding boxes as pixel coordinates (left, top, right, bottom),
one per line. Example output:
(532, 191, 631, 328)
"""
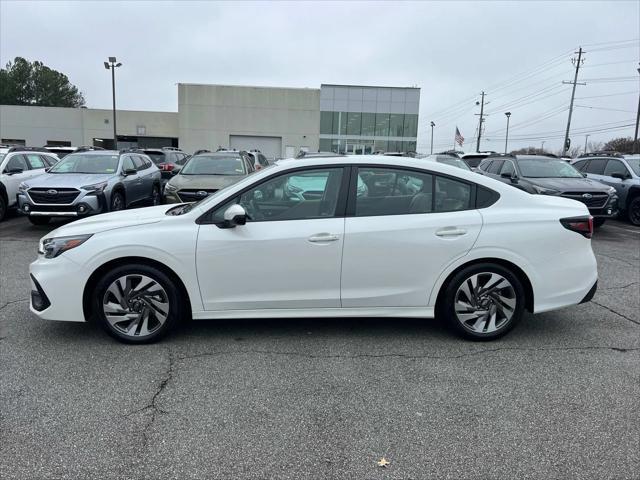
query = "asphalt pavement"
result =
(1, 213, 638, 479)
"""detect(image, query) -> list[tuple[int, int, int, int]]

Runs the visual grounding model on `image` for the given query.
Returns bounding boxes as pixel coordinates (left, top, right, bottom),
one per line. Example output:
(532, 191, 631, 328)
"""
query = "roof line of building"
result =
(178, 83, 320, 92)
(321, 84, 420, 90)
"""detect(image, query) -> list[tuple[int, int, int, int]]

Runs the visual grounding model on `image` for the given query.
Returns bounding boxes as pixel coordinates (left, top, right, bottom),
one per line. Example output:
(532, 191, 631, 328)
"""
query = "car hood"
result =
(168, 174, 245, 190)
(43, 205, 172, 238)
(525, 177, 611, 192)
(24, 173, 114, 189)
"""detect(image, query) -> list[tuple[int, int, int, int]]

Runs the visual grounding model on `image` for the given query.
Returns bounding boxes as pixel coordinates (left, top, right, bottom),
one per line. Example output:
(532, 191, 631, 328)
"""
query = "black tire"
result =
(628, 196, 640, 226)
(151, 184, 161, 206)
(0, 195, 6, 222)
(28, 216, 51, 225)
(593, 218, 606, 228)
(437, 263, 526, 341)
(93, 264, 183, 344)
(110, 190, 125, 212)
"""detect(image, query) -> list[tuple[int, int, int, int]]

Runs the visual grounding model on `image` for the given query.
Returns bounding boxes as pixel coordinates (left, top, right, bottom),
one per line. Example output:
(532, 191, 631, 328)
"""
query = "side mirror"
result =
(122, 168, 137, 176)
(219, 204, 247, 229)
(582, 172, 588, 178)
(611, 172, 628, 180)
(501, 172, 518, 182)
(4, 168, 23, 175)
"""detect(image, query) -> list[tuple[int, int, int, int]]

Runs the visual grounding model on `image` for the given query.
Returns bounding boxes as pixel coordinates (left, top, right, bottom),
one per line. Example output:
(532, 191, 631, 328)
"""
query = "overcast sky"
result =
(1, 0, 638, 153)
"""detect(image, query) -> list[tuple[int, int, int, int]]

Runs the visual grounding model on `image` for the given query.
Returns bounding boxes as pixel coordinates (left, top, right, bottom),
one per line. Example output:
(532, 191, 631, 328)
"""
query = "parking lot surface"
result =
(1, 213, 638, 479)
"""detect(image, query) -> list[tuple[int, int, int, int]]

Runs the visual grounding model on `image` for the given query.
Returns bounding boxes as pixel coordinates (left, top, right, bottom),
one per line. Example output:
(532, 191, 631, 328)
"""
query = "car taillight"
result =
(560, 216, 593, 239)
(159, 163, 175, 171)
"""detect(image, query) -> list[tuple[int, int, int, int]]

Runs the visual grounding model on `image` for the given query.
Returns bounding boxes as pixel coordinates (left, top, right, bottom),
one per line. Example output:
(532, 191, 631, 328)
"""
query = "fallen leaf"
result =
(377, 458, 390, 468)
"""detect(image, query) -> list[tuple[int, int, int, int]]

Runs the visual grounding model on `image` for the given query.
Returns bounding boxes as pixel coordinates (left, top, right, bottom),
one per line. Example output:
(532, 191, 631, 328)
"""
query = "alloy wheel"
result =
(111, 193, 124, 211)
(102, 274, 169, 337)
(454, 272, 516, 334)
(629, 198, 640, 226)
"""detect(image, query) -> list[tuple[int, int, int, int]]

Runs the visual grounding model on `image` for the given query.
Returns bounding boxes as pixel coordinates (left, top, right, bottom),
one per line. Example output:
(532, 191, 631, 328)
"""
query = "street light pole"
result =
(104, 57, 122, 149)
(504, 112, 511, 154)
(634, 66, 640, 154)
(541, 141, 545, 152)
(430, 121, 435, 154)
(584, 134, 590, 155)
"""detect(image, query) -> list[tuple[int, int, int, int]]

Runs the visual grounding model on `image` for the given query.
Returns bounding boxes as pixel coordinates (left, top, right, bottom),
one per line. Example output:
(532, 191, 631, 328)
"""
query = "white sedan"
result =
(30, 155, 598, 343)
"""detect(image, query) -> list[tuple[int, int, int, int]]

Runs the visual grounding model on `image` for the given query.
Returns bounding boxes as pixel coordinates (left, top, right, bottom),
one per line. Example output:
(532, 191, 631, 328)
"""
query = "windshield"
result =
(626, 158, 640, 176)
(48, 154, 119, 174)
(437, 157, 471, 170)
(517, 159, 583, 178)
(144, 152, 166, 164)
(181, 155, 246, 176)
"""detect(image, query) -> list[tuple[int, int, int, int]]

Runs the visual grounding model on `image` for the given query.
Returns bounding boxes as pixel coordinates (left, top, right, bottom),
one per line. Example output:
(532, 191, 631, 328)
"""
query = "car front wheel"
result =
(151, 185, 161, 206)
(93, 264, 182, 343)
(438, 263, 525, 340)
(110, 191, 125, 211)
(628, 196, 640, 226)
(0, 196, 6, 221)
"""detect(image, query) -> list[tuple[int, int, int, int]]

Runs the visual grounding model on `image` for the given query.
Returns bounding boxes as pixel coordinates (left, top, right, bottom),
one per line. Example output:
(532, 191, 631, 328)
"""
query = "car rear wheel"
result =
(151, 185, 161, 206)
(628, 196, 640, 226)
(110, 191, 125, 211)
(93, 264, 182, 343)
(438, 263, 525, 340)
(28, 216, 50, 225)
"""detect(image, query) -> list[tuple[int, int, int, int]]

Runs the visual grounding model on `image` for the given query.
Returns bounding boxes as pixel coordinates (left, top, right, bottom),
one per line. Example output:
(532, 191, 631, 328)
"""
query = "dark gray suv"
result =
(17, 150, 162, 225)
(572, 153, 640, 226)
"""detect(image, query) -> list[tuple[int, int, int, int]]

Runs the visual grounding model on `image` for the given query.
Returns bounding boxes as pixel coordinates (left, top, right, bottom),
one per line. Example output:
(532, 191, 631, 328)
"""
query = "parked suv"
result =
(139, 147, 189, 186)
(572, 153, 640, 225)
(0, 146, 60, 221)
(43, 145, 104, 159)
(245, 149, 270, 170)
(17, 149, 162, 225)
(478, 154, 618, 227)
(163, 150, 255, 203)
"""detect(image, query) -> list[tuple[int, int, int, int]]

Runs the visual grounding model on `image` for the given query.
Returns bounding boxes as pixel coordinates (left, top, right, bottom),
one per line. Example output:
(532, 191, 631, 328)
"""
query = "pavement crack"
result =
(176, 345, 640, 362)
(127, 350, 175, 447)
(601, 281, 639, 291)
(592, 300, 640, 325)
(0, 298, 29, 313)
(594, 252, 637, 267)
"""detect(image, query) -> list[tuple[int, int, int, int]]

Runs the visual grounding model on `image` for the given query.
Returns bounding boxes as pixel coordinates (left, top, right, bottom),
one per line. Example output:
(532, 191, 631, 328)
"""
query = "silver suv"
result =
(0, 145, 59, 222)
(572, 153, 640, 225)
(17, 149, 162, 225)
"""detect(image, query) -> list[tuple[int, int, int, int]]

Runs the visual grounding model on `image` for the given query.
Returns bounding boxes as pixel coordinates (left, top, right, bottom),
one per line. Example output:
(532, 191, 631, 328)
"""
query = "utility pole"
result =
(430, 121, 435, 154)
(562, 47, 586, 156)
(504, 112, 511, 154)
(633, 65, 639, 153)
(475, 91, 486, 152)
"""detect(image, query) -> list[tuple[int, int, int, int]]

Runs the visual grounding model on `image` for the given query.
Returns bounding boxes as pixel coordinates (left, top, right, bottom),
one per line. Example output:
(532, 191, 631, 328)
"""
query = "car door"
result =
(120, 155, 141, 205)
(582, 158, 608, 184)
(2, 154, 33, 207)
(195, 166, 347, 311)
(134, 155, 155, 200)
(341, 166, 482, 308)
(603, 159, 632, 201)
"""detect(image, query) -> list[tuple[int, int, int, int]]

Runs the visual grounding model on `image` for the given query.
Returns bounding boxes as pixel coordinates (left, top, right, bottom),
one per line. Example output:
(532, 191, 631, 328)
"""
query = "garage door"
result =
(229, 135, 282, 161)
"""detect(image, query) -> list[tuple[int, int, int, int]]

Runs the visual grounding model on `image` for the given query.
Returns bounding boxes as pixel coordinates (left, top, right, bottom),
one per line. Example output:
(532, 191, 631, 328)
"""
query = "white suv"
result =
(0, 146, 60, 221)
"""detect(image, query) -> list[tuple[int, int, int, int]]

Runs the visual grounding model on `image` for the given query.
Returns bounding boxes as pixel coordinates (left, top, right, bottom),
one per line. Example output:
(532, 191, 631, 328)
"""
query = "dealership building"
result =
(0, 83, 420, 159)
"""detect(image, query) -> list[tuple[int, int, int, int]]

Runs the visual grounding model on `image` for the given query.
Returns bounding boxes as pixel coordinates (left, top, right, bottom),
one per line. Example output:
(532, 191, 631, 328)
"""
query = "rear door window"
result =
(25, 154, 46, 169)
(603, 159, 629, 177)
(487, 160, 504, 174)
(585, 158, 607, 174)
(572, 159, 588, 171)
(122, 156, 136, 172)
(499, 160, 516, 176)
(434, 176, 472, 212)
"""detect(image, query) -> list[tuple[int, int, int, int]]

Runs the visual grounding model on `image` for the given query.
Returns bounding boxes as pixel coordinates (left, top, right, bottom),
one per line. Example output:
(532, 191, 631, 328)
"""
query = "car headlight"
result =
(164, 183, 177, 192)
(81, 181, 108, 194)
(38, 234, 93, 259)
(532, 185, 561, 195)
(18, 182, 29, 193)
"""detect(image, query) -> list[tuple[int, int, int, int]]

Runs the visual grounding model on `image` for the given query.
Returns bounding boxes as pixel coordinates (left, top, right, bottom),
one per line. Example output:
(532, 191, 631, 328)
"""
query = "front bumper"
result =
(588, 196, 618, 218)
(29, 254, 88, 322)
(17, 192, 106, 217)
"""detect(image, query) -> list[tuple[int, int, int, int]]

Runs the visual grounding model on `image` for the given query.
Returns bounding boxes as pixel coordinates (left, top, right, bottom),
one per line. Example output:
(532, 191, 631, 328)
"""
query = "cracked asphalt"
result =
(1, 213, 638, 479)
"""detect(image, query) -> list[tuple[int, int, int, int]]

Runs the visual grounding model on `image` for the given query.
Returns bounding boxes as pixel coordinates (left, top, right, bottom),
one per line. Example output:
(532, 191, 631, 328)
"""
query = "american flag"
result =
(455, 127, 464, 146)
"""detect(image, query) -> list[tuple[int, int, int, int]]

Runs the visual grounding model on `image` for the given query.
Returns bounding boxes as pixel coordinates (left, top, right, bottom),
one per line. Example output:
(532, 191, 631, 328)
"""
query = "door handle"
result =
(308, 233, 340, 243)
(435, 228, 467, 237)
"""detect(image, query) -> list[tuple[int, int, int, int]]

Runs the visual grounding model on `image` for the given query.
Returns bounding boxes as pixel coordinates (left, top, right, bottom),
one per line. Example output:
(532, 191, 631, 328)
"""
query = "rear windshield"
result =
(517, 159, 583, 178)
(181, 155, 246, 175)
(144, 151, 166, 164)
(48, 154, 119, 174)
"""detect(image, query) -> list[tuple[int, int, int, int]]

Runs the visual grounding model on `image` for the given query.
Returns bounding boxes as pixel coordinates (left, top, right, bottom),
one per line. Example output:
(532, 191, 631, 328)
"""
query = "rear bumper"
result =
(579, 280, 598, 304)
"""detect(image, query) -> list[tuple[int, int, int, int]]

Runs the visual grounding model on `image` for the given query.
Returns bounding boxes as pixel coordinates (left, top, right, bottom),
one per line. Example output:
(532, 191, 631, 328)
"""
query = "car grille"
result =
(28, 188, 80, 205)
(561, 192, 609, 208)
(177, 189, 218, 202)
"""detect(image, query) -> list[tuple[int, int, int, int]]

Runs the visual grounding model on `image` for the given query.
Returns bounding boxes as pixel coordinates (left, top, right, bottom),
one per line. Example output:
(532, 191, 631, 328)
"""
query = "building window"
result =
(320, 112, 333, 135)
(375, 113, 390, 137)
(361, 113, 376, 136)
(346, 112, 362, 136)
(374, 139, 388, 152)
(403, 114, 418, 138)
(46, 140, 71, 147)
(319, 138, 333, 152)
(388, 140, 402, 152)
(332, 112, 347, 135)
(402, 141, 417, 152)
(389, 114, 404, 137)
(1, 138, 26, 145)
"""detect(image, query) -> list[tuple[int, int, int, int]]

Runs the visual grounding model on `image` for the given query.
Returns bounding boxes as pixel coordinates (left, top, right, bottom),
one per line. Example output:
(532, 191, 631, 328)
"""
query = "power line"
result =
(575, 105, 638, 114)
(575, 90, 637, 100)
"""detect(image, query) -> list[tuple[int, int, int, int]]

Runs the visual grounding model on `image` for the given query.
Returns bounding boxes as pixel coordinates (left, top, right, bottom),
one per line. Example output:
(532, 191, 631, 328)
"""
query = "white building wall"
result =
(0, 105, 178, 147)
(178, 84, 320, 158)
